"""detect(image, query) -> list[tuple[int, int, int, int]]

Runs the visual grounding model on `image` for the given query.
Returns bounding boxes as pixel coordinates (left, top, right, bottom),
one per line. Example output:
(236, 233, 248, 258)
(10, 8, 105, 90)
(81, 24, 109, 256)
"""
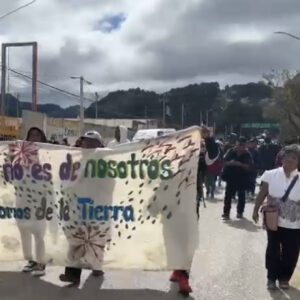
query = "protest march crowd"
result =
(1, 125, 300, 296)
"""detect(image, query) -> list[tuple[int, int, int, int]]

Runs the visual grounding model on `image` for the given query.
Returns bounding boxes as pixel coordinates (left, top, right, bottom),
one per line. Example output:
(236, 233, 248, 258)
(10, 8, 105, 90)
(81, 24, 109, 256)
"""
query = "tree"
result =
(263, 70, 300, 139)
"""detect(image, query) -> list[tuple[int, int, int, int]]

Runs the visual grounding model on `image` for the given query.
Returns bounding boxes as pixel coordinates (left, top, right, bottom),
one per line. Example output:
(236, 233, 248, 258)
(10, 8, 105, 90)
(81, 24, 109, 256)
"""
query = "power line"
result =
(6, 67, 94, 102)
(3, 66, 147, 119)
(274, 31, 300, 41)
(0, 0, 37, 21)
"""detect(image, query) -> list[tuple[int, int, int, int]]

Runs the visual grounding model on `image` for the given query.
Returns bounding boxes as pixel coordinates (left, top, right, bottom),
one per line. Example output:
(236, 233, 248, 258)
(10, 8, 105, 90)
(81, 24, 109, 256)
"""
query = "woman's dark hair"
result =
(282, 144, 300, 159)
(205, 137, 219, 159)
(25, 127, 47, 143)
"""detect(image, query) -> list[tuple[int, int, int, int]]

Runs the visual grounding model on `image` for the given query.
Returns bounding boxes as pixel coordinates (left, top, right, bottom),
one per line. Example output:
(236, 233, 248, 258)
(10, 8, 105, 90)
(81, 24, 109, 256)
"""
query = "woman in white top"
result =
(253, 145, 300, 290)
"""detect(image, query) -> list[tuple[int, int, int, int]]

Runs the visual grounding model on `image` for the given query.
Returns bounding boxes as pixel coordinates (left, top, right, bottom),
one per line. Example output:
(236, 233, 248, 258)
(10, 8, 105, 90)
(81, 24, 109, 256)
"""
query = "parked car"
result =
(132, 128, 176, 142)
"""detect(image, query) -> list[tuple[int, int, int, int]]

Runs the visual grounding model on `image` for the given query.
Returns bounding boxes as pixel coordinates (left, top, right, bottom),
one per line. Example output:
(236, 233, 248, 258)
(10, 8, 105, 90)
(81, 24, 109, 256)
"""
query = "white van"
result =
(132, 128, 176, 142)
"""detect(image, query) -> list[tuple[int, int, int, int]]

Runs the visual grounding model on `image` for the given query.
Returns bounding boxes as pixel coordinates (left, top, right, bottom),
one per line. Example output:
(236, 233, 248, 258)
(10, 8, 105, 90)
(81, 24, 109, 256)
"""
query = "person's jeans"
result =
(223, 182, 246, 215)
(249, 172, 258, 195)
(205, 175, 217, 197)
(266, 227, 300, 282)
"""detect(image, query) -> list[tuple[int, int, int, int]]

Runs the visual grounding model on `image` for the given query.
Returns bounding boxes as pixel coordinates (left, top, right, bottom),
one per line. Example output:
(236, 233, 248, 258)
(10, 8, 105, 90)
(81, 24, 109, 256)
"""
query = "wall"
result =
(20, 111, 130, 145)
(47, 118, 80, 145)
(0, 116, 21, 140)
(20, 110, 46, 139)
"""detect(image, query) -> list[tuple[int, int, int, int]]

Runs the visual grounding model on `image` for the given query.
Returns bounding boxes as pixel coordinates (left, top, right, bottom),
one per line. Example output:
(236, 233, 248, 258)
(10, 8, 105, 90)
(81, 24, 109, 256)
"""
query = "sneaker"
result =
(267, 280, 277, 290)
(32, 263, 46, 277)
(177, 271, 193, 295)
(237, 213, 244, 219)
(59, 274, 80, 285)
(92, 270, 104, 277)
(22, 261, 37, 273)
(170, 270, 182, 282)
(222, 213, 230, 220)
(279, 281, 290, 290)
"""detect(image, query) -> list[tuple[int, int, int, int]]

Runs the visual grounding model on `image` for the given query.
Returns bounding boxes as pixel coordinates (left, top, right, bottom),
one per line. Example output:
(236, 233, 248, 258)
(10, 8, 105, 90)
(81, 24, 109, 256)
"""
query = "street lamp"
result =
(70, 76, 92, 134)
(274, 31, 300, 41)
(95, 92, 99, 119)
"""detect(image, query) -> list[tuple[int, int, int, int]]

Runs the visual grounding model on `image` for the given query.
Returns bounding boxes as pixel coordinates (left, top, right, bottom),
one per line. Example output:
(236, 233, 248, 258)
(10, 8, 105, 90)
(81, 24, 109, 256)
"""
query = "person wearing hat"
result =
(223, 133, 238, 154)
(221, 137, 253, 220)
(80, 130, 104, 148)
(59, 130, 104, 284)
(258, 136, 281, 174)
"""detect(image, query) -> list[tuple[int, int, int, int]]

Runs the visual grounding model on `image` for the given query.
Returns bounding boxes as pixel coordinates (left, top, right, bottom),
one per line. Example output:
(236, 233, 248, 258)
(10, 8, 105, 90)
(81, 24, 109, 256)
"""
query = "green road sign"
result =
(241, 123, 280, 129)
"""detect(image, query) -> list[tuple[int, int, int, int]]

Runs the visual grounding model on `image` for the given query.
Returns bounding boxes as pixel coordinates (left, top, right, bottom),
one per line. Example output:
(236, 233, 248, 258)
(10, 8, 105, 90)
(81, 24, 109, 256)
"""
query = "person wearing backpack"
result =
(221, 137, 253, 220)
(205, 142, 222, 199)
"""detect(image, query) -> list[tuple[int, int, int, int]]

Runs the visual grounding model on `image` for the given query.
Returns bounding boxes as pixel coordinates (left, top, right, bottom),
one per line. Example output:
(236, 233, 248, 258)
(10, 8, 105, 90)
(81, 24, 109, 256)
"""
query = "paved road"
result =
(0, 187, 300, 300)
(193, 194, 300, 300)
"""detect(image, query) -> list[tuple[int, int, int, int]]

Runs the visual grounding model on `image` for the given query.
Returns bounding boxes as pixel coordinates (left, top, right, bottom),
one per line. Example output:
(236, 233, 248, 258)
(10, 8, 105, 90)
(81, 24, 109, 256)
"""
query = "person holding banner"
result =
(60, 130, 105, 284)
(19, 127, 48, 276)
(170, 126, 214, 295)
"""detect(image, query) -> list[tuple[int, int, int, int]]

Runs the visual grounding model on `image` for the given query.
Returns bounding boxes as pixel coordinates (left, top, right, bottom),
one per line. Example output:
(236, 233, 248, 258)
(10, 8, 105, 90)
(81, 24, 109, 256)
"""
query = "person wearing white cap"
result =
(81, 130, 104, 148)
(60, 130, 104, 284)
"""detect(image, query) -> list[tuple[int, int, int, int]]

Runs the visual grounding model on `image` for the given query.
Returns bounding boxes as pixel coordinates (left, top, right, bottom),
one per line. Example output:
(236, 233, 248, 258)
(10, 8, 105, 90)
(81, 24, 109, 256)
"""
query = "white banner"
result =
(0, 127, 201, 270)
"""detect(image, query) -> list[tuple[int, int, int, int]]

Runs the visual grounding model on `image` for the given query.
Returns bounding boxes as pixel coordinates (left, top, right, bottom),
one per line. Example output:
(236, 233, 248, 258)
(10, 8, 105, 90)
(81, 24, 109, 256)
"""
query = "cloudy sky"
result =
(1, 0, 300, 106)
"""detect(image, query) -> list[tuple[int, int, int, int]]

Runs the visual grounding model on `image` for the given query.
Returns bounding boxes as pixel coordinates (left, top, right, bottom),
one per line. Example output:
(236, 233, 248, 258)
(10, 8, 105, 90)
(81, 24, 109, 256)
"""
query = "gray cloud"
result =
(2, 0, 300, 105)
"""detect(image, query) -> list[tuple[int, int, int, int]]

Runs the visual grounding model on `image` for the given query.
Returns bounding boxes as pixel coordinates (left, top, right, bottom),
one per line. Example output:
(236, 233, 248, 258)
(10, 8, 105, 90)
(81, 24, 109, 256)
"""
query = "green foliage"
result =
(266, 72, 300, 139)
(1, 80, 274, 133)
(226, 82, 272, 101)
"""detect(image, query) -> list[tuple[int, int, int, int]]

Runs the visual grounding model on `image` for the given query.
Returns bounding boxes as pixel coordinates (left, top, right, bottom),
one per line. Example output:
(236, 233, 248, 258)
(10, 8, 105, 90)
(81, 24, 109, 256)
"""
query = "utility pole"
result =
(206, 110, 209, 126)
(199, 110, 203, 125)
(80, 76, 84, 133)
(95, 92, 99, 119)
(162, 96, 166, 128)
(1, 42, 38, 115)
(181, 103, 185, 129)
(16, 92, 19, 118)
(7, 49, 10, 93)
(1, 45, 7, 115)
(71, 76, 92, 134)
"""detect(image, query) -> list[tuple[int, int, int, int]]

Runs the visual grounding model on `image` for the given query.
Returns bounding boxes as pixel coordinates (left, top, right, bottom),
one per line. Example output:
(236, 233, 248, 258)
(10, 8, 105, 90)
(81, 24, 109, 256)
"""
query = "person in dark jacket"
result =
(223, 133, 238, 154)
(247, 138, 260, 200)
(258, 136, 281, 173)
(222, 137, 253, 220)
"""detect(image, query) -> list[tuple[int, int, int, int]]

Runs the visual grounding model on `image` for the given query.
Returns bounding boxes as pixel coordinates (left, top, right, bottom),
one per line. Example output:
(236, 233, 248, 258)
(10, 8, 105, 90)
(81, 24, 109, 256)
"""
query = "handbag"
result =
(261, 174, 299, 231)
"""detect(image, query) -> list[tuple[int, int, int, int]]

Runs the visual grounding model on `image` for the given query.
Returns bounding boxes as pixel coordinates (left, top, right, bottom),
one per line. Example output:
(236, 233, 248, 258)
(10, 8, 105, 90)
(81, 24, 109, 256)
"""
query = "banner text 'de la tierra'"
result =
(0, 127, 201, 270)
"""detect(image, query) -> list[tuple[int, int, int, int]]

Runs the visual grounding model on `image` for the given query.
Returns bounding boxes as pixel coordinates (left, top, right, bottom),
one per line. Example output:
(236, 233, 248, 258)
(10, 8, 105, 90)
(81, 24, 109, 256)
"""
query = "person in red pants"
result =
(170, 127, 218, 295)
